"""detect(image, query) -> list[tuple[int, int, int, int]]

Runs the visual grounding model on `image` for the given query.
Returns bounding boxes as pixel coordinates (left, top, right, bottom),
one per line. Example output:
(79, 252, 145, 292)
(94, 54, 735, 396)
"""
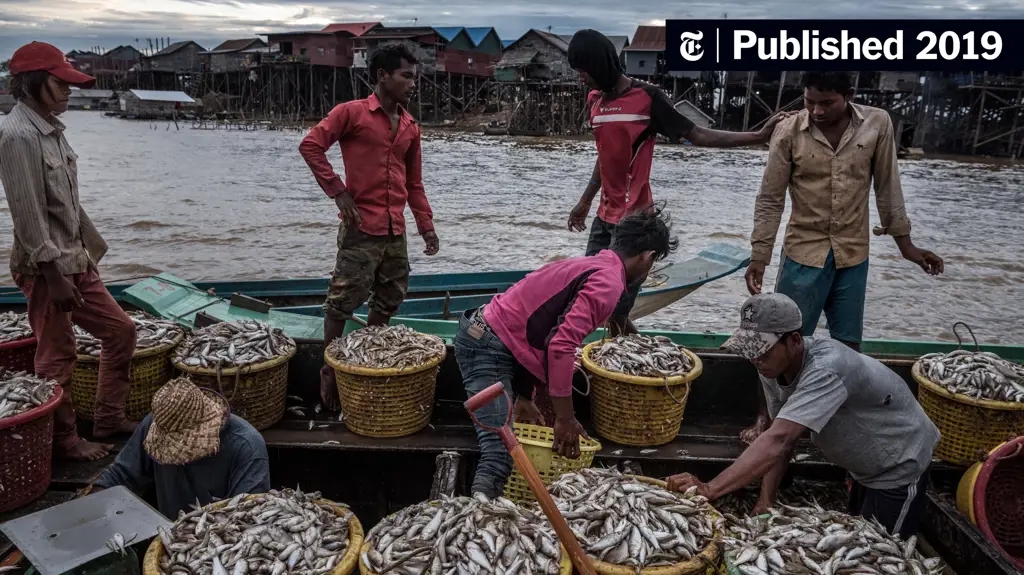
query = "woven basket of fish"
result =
(914, 350, 1024, 466)
(0, 369, 61, 513)
(0, 312, 36, 374)
(142, 488, 363, 575)
(581, 335, 703, 446)
(71, 311, 187, 422)
(721, 495, 947, 575)
(360, 493, 571, 575)
(501, 422, 602, 504)
(325, 325, 446, 438)
(172, 319, 297, 431)
(546, 467, 723, 575)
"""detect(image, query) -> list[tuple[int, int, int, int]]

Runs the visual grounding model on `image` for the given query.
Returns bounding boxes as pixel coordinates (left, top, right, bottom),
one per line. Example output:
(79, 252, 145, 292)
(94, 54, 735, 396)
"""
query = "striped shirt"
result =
(0, 102, 107, 276)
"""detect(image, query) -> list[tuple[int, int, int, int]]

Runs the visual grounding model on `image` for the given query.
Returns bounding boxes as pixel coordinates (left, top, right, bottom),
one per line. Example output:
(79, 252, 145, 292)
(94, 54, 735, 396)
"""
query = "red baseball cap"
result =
(10, 41, 96, 89)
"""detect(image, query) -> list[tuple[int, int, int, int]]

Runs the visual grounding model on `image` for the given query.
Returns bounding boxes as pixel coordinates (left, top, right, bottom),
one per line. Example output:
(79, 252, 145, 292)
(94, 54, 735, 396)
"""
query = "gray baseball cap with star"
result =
(722, 293, 804, 360)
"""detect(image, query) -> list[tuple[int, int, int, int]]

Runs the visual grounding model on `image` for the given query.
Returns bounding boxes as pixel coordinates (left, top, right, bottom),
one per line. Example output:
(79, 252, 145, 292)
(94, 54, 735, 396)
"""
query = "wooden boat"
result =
(4, 317, 1020, 575)
(0, 242, 750, 323)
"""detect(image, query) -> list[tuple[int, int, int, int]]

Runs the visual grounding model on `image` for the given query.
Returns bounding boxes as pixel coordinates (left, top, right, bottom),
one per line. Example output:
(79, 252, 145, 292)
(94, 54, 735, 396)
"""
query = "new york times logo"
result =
(678, 31, 705, 62)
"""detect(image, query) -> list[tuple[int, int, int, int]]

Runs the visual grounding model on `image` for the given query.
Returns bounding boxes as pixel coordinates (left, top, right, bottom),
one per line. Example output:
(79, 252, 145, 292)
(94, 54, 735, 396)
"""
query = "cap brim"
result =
(721, 329, 779, 360)
(50, 66, 96, 89)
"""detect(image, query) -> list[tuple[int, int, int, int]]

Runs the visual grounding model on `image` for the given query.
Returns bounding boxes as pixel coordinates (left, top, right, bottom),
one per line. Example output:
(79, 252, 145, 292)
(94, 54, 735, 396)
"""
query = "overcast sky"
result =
(2, 0, 1022, 60)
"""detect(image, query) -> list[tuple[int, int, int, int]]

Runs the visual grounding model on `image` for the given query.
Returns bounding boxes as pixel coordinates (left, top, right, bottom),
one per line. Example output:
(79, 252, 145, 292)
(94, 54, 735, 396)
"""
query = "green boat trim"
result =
(118, 274, 1024, 364)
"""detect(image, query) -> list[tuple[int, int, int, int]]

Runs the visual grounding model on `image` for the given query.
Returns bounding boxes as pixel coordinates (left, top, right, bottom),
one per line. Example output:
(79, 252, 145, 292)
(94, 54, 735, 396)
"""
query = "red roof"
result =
(321, 22, 382, 36)
(626, 26, 665, 51)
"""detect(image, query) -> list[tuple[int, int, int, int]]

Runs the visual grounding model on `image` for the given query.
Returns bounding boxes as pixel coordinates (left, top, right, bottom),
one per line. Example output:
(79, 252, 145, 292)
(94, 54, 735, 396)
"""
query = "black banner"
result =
(664, 19, 1022, 71)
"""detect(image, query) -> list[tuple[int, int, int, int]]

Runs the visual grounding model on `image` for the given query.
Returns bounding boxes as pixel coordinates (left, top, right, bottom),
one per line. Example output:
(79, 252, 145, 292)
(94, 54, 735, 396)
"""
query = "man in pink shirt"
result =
(455, 206, 677, 497)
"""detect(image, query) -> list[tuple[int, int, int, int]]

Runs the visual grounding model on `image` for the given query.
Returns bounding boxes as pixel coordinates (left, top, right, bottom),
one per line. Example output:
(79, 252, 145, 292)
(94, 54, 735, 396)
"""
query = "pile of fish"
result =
(363, 493, 562, 575)
(723, 499, 945, 575)
(173, 319, 296, 369)
(0, 312, 32, 344)
(546, 467, 721, 569)
(156, 487, 351, 575)
(0, 368, 57, 420)
(919, 349, 1024, 402)
(715, 479, 848, 518)
(75, 311, 185, 357)
(588, 334, 694, 378)
(327, 324, 445, 370)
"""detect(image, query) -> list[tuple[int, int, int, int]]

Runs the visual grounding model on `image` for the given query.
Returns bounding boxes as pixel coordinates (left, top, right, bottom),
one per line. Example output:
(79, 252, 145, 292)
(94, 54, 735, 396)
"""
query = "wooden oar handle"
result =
(509, 444, 598, 575)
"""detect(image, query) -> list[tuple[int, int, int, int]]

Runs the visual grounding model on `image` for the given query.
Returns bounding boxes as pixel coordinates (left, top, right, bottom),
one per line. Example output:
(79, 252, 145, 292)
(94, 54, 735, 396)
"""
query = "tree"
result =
(0, 60, 9, 74)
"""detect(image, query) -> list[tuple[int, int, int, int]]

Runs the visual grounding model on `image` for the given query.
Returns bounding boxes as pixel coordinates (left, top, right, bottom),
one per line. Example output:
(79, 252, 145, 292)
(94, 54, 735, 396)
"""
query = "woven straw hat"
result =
(143, 376, 229, 465)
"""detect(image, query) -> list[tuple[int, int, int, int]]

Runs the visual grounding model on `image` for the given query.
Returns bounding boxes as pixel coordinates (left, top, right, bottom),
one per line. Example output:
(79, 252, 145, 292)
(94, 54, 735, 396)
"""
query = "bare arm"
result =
(581, 157, 601, 204)
(706, 418, 806, 499)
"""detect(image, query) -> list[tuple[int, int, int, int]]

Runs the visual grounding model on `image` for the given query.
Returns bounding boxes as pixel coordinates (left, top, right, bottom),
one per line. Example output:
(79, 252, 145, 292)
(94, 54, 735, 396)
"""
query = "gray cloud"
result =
(2, 0, 1022, 59)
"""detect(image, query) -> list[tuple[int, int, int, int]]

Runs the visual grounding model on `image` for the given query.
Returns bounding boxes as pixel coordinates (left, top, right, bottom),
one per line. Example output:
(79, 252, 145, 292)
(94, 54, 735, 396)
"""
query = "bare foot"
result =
(60, 440, 115, 461)
(740, 415, 769, 445)
(93, 419, 139, 439)
(321, 366, 340, 411)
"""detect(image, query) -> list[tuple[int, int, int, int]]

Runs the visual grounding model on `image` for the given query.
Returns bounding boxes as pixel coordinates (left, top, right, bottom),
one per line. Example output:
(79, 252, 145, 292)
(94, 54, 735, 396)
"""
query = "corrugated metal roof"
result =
(434, 27, 465, 42)
(465, 27, 497, 47)
(496, 50, 539, 68)
(559, 34, 628, 54)
(625, 26, 665, 51)
(70, 88, 114, 98)
(128, 90, 195, 103)
(207, 39, 263, 53)
(151, 41, 202, 58)
(321, 22, 382, 36)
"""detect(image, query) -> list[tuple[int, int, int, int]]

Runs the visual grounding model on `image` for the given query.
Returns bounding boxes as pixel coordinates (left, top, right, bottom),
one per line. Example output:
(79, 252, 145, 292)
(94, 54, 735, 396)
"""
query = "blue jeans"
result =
(454, 309, 517, 498)
(774, 249, 869, 344)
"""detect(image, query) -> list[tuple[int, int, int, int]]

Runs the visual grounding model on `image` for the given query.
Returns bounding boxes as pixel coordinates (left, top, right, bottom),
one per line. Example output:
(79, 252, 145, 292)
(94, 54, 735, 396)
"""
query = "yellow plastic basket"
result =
(912, 362, 1024, 466)
(142, 495, 363, 575)
(501, 422, 602, 504)
(589, 476, 723, 575)
(326, 347, 445, 438)
(581, 340, 703, 446)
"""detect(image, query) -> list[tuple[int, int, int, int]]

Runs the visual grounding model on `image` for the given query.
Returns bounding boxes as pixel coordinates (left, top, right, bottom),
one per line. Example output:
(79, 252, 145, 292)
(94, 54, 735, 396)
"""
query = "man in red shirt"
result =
(565, 30, 791, 335)
(300, 43, 440, 409)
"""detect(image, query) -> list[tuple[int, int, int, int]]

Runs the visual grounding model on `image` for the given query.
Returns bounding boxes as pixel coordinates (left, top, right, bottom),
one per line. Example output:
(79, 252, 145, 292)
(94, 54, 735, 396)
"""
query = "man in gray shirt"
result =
(93, 377, 271, 519)
(667, 293, 939, 538)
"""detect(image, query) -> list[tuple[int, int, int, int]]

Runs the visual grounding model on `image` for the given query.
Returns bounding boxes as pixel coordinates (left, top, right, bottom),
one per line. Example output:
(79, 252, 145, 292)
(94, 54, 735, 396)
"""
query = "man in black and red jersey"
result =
(566, 30, 792, 335)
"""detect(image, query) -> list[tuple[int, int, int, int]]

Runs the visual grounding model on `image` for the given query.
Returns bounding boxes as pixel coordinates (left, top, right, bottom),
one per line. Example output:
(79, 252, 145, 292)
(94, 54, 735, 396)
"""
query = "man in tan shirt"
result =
(1, 42, 137, 460)
(740, 72, 943, 443)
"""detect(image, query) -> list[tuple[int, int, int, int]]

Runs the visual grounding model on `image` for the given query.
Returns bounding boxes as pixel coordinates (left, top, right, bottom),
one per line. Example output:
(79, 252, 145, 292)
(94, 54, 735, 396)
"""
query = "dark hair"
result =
(610, 203, 679, 261)
(369, 43, 418, 81)
(9, 71, 51, 102)
(801, 72, 854, 96)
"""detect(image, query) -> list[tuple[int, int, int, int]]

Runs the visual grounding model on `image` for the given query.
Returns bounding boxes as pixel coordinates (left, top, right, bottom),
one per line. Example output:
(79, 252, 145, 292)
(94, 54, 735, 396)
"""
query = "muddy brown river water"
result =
(1, 111, 1022, 343)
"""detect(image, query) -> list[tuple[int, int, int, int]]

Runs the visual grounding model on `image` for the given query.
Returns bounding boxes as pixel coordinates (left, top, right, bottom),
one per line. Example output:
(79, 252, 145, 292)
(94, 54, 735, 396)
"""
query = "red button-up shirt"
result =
(299, 93, 434, 236)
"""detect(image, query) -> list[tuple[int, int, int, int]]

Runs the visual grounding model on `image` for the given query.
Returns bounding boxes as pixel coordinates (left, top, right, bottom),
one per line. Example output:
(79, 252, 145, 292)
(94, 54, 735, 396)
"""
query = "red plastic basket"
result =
(974, 436, 1024, 570)
(0, 384, 62, 513)
(0, 337, 37, 374)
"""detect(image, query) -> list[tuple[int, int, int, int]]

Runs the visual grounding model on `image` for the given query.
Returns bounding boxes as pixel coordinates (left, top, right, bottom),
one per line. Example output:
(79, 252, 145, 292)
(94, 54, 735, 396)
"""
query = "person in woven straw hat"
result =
(666, 293, 940, 538)
(92, 377, 270, 518)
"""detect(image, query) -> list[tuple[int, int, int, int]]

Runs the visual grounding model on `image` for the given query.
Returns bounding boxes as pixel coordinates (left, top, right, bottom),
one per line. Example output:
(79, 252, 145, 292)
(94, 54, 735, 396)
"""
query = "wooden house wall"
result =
(147, 44, 204, 72)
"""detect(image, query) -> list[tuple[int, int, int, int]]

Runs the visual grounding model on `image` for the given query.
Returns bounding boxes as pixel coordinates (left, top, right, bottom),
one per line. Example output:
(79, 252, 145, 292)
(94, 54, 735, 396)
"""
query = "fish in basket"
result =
(325, 325, 446, 438)
(172, 319, 297, 431)
(71, 311, 187, 422)
(361, 493, 571, 575)
(546, 467, 723, 575)
(143, 487, 363, 575)
(580, 335, 703, 446)
(0, 368, 62, 512)
(0, 311, 36, 373)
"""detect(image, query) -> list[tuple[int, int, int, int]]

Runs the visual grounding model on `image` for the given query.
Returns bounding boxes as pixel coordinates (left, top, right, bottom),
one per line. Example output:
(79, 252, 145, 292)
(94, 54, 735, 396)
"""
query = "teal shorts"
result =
(774, 249, 868, 344)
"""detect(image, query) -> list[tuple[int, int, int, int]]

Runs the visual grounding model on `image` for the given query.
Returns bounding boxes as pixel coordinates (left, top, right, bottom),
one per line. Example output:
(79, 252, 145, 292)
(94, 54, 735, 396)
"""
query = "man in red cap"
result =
(1, 41, 138, 461)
